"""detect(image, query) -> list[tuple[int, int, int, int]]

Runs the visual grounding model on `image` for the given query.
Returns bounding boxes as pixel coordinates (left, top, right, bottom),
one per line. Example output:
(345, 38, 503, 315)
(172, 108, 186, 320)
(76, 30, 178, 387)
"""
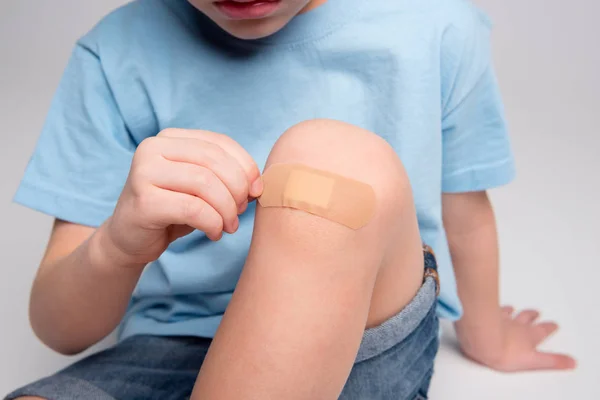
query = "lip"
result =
(213, 0, 282, 20)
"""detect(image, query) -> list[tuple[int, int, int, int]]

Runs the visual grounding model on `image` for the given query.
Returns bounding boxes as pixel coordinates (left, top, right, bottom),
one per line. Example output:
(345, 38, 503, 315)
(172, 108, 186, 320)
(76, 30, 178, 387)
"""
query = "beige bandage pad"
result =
(258, 164, 376, 229)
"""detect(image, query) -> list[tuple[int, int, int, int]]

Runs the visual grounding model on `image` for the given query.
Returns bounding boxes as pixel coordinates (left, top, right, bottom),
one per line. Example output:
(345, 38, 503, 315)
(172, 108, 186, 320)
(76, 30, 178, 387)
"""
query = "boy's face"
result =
(188, 0, 326, 39)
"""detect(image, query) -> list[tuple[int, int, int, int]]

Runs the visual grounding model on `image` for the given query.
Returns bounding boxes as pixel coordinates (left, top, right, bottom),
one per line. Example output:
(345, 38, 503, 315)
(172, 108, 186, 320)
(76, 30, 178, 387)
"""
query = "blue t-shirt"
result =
(15, 0, 515, 339)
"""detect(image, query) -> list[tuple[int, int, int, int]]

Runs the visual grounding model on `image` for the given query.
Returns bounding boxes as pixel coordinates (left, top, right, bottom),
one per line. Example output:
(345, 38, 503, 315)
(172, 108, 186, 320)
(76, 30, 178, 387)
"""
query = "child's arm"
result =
(28, 129, 262, 355)
(443, 191, 576, 372)
(29, 220, 146, 355)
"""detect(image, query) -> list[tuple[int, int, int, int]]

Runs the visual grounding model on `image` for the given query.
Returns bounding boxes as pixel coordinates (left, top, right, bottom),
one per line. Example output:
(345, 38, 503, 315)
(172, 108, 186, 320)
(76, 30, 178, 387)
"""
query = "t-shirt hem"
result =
(117, 301, 461, 342)
(118, 314, 223, 341)
(442, 158, 516, 193)
(436, 300, 462, 321)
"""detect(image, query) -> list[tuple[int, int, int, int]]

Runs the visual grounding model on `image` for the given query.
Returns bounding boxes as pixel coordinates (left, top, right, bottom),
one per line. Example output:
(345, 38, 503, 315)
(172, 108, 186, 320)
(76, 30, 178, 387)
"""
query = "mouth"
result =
(213, 0, 283, 20)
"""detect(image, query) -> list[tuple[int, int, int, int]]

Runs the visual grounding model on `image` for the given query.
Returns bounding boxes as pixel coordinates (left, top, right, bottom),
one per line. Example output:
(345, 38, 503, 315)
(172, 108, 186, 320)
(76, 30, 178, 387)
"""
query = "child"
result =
(6, 0, 576, 399)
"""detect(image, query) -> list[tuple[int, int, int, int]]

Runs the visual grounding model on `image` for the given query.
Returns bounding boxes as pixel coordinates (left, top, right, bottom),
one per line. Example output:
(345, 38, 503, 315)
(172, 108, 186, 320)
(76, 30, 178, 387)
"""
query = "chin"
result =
(216, 16, 291, 40)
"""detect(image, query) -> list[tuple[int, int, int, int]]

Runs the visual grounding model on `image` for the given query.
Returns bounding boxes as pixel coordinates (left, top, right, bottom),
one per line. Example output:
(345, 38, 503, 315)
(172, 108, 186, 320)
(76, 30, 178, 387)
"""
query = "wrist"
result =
(90, 221, 147, 272)
(455, 312, 506, 365)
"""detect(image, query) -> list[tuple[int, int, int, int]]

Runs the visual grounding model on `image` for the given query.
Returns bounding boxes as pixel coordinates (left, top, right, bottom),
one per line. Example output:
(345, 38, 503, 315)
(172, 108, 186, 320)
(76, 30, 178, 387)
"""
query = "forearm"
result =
(443, 192, 504, 363)
(29, 223, 144, 354)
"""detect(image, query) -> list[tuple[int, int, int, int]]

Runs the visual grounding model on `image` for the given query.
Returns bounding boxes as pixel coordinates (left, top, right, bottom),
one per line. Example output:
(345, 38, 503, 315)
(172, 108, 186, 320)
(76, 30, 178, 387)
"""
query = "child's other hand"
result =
(104, 128, 263, 266)
(461, 306, 577, 372)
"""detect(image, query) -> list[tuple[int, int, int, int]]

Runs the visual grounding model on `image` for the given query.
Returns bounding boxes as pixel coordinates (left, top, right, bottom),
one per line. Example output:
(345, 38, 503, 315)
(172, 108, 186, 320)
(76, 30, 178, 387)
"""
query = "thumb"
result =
(529, 352, 577, 371)
(168, 225, 196, 242)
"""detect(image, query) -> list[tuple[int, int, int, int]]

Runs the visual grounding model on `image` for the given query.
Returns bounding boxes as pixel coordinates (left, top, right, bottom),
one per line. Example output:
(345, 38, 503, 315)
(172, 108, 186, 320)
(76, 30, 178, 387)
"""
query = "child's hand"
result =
(460, 306, 577, 372)
(104, 128, 263, 266)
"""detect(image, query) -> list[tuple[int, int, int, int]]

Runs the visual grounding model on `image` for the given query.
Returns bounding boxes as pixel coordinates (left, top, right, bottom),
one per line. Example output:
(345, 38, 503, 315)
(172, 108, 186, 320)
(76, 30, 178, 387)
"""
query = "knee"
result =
(265, 119, 415, 232)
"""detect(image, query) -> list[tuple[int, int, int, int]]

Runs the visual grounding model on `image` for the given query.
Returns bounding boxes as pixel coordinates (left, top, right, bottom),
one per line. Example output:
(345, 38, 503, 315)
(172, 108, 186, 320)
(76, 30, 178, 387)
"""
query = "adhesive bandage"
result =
(258, 164, 376, 230)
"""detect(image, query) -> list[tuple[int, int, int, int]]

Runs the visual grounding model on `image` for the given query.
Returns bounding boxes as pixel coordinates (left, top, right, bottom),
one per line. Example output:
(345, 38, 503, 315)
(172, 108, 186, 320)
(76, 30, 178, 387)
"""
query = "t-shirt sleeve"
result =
(14, 42, 135, 227)
(440, 7, 516, 193)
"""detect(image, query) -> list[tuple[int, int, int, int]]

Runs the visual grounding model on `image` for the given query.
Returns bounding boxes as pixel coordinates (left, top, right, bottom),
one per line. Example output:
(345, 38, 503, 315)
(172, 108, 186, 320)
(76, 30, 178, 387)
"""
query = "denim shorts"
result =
(6, 250, 440, 400)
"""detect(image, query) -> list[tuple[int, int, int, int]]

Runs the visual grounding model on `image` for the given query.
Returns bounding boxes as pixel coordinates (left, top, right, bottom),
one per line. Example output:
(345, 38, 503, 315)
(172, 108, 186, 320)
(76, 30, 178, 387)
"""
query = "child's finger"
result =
(142, 136, 250, 207)
(531, 322, 559, 345)
(515, 309, 540, 325)
(146, 188, 224, 241)
(529, 351, 577, 371)
(158, 128, 262, 195)
(501, 306, 514, 317)
(151, 160, 239, 234)
(168, 225, 196, 242)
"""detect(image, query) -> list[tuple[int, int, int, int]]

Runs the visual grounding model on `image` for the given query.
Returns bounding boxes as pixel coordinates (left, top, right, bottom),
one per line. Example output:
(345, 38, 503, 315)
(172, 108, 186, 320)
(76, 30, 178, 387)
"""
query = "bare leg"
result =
(192, 119, 424, 400)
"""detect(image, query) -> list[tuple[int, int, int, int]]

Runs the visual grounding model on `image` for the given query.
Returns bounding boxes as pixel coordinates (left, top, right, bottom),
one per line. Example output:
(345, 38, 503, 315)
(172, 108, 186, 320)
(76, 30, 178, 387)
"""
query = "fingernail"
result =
(250, 178, 263, 197)
(231, 217, 239, 233)
(238, 201, 248, 215)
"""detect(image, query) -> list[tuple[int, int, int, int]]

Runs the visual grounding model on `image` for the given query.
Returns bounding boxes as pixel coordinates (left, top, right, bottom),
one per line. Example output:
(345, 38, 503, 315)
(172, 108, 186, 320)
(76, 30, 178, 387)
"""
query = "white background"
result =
(1, 0, 598, 398)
